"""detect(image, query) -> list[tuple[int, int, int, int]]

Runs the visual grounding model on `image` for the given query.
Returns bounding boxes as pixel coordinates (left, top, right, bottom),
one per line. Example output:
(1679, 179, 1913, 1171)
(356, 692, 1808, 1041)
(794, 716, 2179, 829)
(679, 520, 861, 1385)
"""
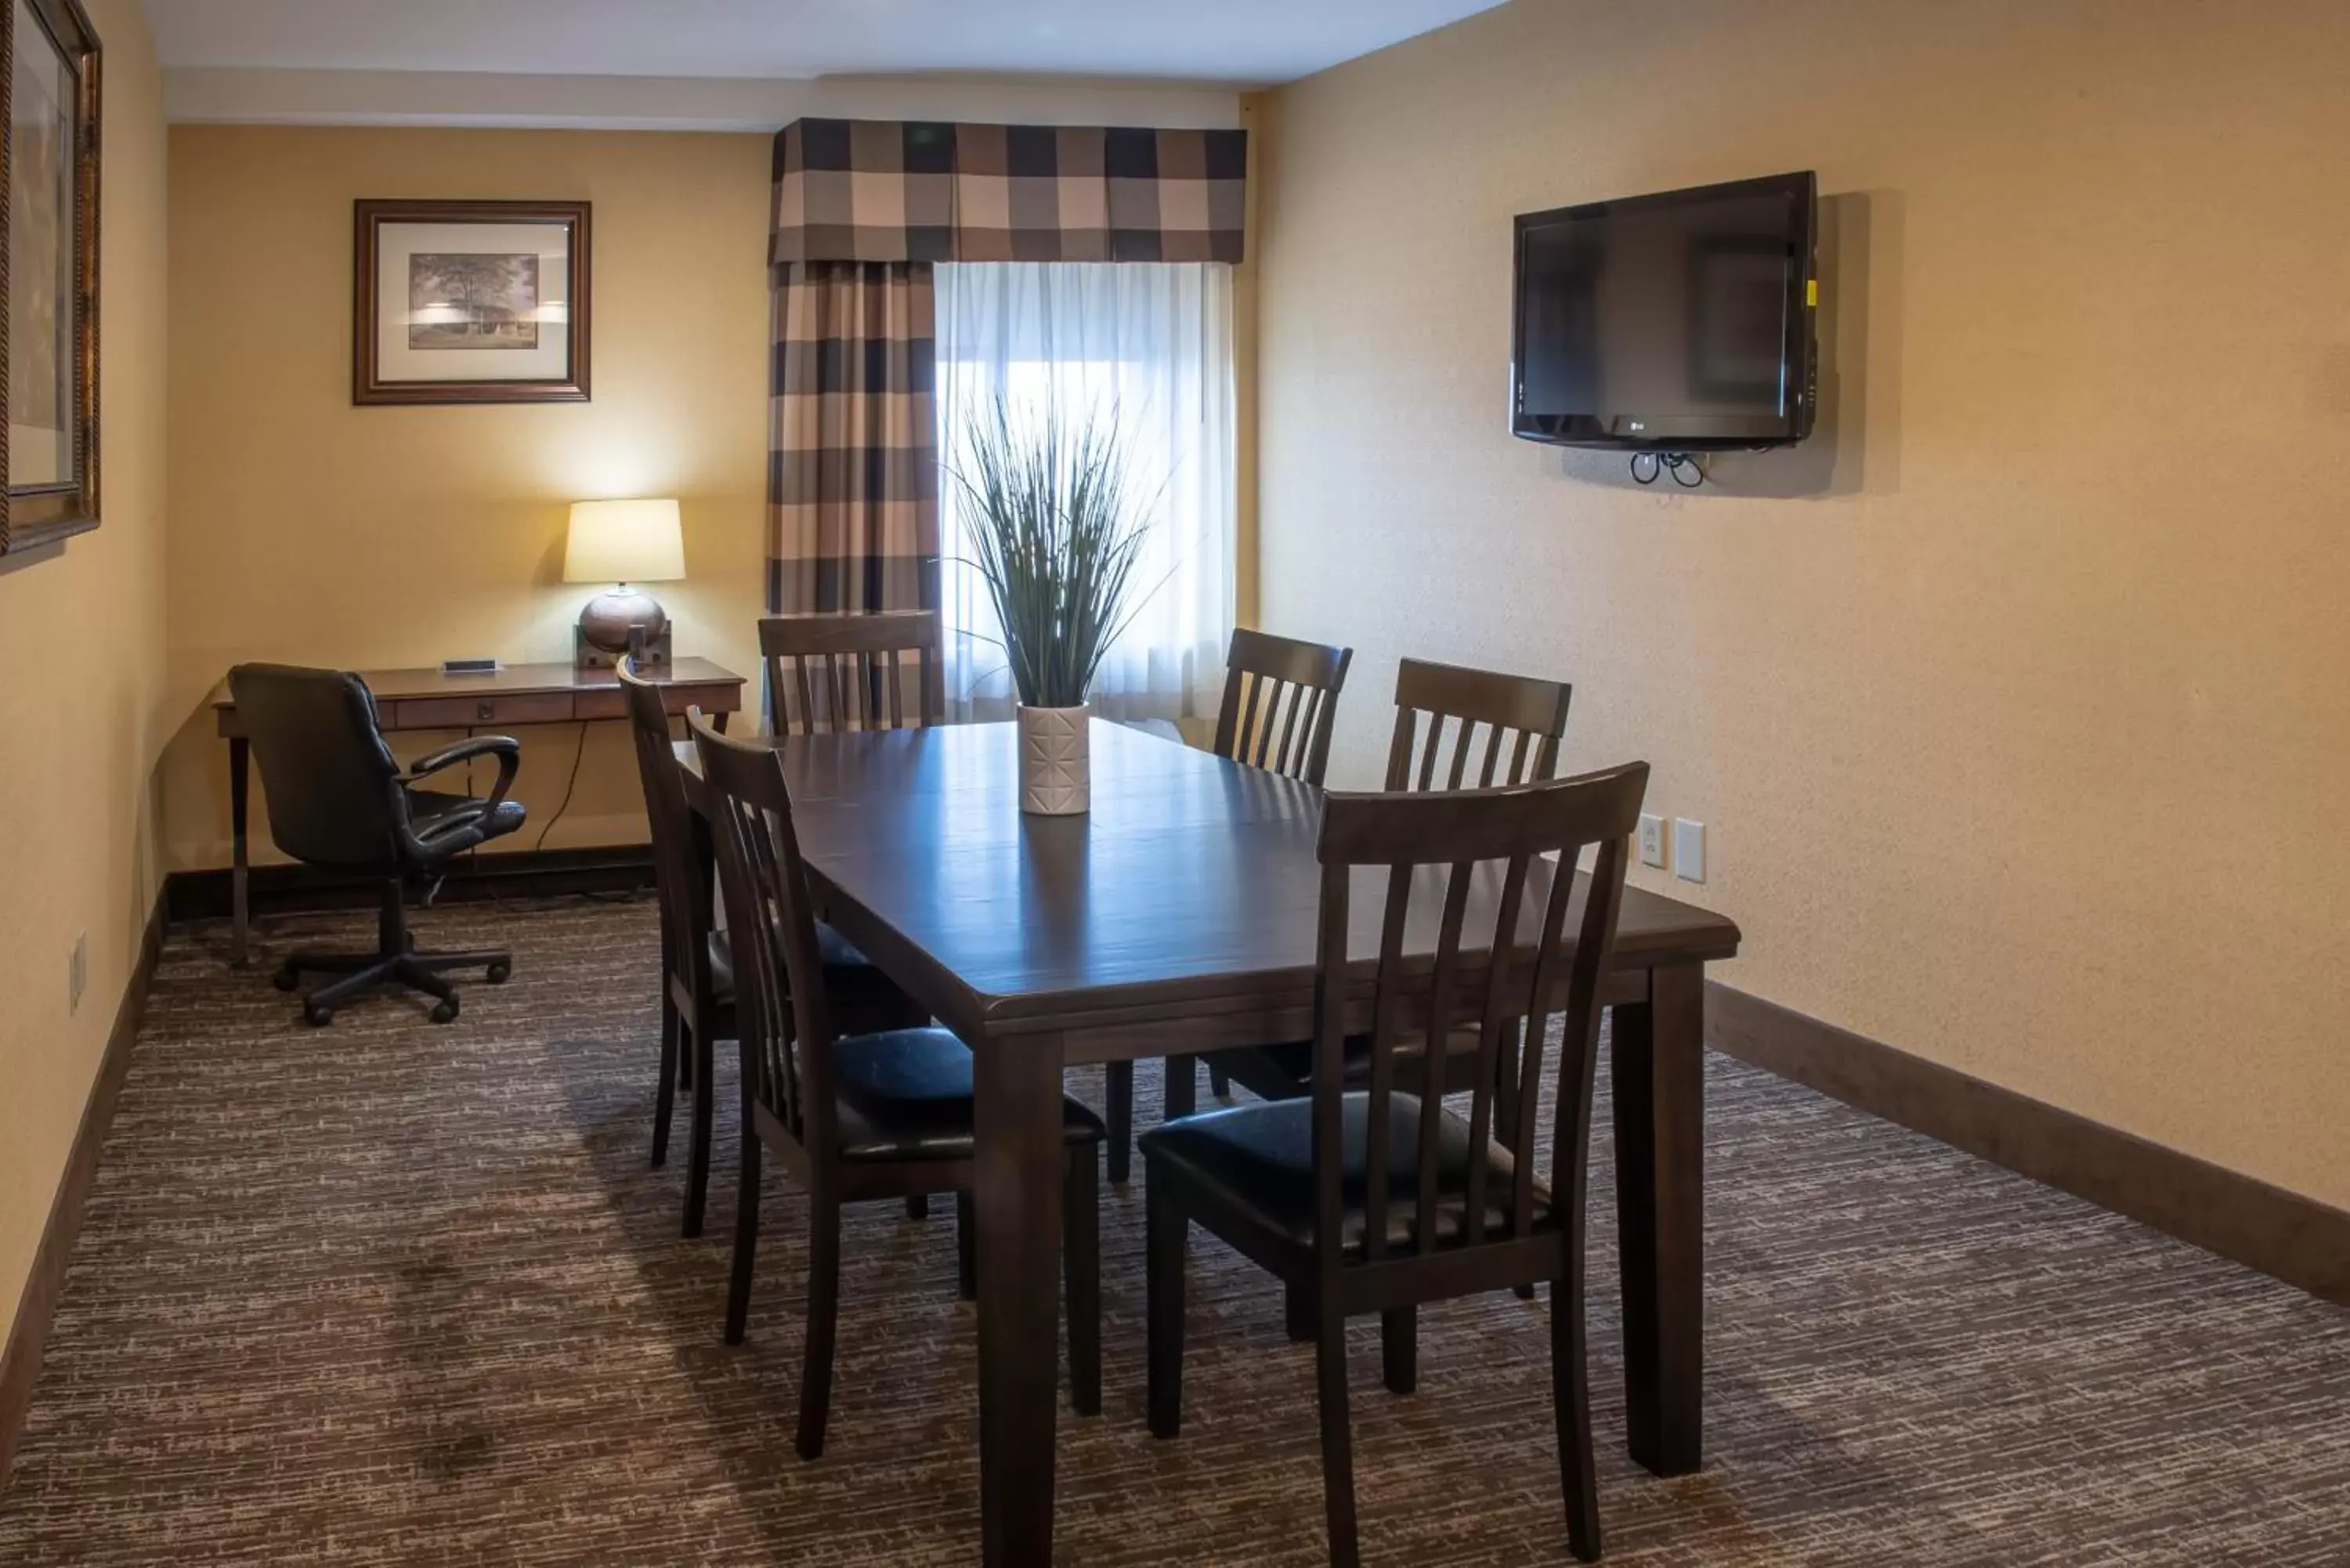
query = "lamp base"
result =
(576, 585, 672, 670)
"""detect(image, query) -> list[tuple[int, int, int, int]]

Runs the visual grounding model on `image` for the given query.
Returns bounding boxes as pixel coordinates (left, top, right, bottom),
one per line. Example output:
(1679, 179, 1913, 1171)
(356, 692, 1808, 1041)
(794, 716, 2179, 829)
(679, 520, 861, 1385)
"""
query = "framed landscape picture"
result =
(0, 0, 101, 560)
(353, 199, 591, 405)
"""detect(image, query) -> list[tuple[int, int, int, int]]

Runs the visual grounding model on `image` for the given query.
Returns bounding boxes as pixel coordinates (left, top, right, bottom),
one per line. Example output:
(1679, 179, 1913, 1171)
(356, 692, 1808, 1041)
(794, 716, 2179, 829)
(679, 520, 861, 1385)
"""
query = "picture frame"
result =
(0, 0, 102, 561)
(353, 199, 591, 406)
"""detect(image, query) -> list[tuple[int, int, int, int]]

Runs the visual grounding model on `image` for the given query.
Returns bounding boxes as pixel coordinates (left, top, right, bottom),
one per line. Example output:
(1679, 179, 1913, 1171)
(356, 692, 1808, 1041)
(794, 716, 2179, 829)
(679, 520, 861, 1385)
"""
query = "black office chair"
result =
(228, 663, 528, 1026)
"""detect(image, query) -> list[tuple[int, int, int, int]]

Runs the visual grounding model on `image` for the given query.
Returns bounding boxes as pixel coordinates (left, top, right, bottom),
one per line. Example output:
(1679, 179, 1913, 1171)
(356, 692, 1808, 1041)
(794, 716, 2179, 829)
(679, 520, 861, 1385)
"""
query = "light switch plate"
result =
(1672, 819, 1705, 883)
(1638, 813, 1666, 869)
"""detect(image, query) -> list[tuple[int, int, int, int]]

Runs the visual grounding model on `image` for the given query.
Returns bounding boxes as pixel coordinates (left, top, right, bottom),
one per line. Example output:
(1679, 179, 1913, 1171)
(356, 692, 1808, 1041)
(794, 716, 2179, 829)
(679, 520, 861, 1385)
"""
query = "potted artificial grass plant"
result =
(950, 395, 1156, 815)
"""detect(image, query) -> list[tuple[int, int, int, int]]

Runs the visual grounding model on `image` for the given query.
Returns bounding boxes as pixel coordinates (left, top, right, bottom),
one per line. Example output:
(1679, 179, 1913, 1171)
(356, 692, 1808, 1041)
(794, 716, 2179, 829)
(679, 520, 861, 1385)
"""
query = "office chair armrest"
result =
(401, 735, 522, 811)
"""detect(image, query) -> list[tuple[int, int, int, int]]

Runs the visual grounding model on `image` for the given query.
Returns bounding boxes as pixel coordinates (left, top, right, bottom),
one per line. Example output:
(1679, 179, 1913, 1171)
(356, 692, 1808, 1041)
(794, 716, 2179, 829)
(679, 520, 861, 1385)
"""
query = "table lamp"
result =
(565, 498, 685, 668)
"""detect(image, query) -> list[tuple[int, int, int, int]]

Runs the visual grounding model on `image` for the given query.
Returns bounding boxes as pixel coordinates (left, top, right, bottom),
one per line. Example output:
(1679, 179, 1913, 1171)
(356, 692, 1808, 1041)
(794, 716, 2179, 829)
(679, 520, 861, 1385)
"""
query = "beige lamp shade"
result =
(563, 498, 685, 584)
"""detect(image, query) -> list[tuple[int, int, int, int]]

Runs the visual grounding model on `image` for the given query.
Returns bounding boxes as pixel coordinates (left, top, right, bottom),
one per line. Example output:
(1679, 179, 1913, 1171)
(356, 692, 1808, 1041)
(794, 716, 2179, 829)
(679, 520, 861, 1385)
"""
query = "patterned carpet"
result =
(3, 898, 2345, 1566)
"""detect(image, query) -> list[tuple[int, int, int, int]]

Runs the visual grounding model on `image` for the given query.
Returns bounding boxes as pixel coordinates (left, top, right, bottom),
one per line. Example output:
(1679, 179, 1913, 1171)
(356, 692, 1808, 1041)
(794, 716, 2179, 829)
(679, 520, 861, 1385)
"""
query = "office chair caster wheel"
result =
(485, 961, 511, 985)
(430, 999, 459, 1024)
(303, 1002, 334, 1027)
(273, 964, 301, 992)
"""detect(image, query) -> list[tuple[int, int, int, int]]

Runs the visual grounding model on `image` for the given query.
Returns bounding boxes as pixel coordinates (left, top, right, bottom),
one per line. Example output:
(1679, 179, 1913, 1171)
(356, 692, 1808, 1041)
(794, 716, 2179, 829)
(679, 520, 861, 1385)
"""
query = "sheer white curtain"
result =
(933, 262, 1235, 724)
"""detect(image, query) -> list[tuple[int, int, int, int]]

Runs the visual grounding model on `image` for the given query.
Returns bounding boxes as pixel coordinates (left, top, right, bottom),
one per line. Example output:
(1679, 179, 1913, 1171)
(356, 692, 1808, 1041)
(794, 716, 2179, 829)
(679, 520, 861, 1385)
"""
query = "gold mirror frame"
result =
(0, 0, 101, 560)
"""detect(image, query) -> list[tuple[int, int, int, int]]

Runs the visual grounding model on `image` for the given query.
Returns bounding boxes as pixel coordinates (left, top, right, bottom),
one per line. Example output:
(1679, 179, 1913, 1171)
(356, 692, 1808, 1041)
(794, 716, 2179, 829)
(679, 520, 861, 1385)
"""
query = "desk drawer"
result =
(393, 692, 576, 729)
(571, 689, 626, 722)
(572, 682, 732, 723)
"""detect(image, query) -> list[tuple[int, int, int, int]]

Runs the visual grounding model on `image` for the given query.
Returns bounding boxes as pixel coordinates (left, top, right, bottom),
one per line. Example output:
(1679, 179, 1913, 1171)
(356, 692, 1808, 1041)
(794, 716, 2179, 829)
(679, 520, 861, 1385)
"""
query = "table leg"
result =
(1610, 960, 1704, 1476)
(229, 735, 252, 966)
(974, 1033, 1065, 1566)
(1164, 1054, 1198, 1120)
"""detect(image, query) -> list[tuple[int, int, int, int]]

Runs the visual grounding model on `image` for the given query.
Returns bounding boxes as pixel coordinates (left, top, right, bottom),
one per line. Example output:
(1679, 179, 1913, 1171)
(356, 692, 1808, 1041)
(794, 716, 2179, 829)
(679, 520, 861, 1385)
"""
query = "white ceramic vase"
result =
(1017, 703, 1091, 815)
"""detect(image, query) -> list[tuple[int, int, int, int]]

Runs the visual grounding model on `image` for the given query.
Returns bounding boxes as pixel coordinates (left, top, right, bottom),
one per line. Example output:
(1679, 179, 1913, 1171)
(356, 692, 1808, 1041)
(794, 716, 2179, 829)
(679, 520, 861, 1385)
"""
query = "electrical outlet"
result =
(1638, 813, 1667, 869)
(67, 932, 88, 1014)
(1672, 819, 1706, 883)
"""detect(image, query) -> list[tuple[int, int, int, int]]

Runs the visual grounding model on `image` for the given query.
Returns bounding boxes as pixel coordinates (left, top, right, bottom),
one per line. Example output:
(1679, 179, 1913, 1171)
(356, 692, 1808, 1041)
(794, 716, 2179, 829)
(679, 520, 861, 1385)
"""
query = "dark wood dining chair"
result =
(689, 713, 1105, 1457)
(1211, 626, 1354, 785)
(760, 609, 945, 735)
(1207, 656, 1574, 1109)
(618, 658, 923, 1239)
(1141, 762, 1647, 1567)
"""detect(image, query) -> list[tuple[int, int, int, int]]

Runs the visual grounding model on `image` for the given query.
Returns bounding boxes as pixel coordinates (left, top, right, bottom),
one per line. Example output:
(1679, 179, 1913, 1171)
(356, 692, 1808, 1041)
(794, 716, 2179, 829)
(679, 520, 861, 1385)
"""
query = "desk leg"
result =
(229, 736, 252, 966)
(1611, 960, 1705, 1476)
(974, 1033, 1064, 1567)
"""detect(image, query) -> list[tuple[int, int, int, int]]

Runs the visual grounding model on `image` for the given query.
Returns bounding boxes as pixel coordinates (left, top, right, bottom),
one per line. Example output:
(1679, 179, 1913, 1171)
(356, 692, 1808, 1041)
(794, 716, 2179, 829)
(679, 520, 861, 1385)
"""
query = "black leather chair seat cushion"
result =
(706, 925, 913, 1014)
(1139, 1092, 1552, 1256)
(830, 1028, 1106, 1162)
(408, 791, 530, 858)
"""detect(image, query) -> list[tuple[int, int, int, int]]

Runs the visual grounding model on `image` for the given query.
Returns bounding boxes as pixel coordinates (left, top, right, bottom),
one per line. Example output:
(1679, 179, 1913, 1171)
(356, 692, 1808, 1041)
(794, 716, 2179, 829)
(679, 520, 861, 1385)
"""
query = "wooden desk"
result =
(679, 719, 1739, 1566)
(213, 658, 744, 963)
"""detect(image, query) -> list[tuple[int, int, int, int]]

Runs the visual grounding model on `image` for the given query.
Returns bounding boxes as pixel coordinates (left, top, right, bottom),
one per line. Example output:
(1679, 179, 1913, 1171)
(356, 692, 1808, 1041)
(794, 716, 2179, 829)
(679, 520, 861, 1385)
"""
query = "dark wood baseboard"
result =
(163, 844, 656, 924)
(0, 892, 167, 1493)
(1707, 981, 2350, 1306)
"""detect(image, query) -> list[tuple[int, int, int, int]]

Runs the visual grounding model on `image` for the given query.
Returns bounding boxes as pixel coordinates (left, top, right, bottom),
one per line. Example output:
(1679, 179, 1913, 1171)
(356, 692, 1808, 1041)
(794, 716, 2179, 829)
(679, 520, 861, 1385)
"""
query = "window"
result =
(934, 262, 1236, 722)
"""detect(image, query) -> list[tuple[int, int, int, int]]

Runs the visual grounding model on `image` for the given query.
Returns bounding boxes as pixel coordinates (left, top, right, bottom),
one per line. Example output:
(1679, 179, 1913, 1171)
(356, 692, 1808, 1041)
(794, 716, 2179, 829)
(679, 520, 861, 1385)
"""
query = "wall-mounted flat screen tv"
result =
(1511, 171, 1817, 450)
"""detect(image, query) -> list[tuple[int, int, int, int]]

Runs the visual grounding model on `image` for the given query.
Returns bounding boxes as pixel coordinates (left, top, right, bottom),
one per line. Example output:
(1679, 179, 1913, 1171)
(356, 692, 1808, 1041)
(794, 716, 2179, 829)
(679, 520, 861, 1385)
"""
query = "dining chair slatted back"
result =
(691, 713, 838, 1162)
(1383, 658, 1572, 794)
(760, 610, 945, 736)
(1313, 764, 1645, 1270)
(618, 659, 707, 1006)
(1213, 627, 1354, 786)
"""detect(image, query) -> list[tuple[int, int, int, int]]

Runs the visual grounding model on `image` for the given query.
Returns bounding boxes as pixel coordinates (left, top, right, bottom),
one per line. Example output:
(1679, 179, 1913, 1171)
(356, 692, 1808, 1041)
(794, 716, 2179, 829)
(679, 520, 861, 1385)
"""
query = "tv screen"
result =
(1511, 171, 1817, 450)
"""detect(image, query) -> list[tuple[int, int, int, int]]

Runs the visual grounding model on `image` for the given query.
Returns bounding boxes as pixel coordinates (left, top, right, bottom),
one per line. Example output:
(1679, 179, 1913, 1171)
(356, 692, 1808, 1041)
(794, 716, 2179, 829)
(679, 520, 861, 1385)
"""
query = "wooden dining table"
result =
(680, 717, 1741, 1566)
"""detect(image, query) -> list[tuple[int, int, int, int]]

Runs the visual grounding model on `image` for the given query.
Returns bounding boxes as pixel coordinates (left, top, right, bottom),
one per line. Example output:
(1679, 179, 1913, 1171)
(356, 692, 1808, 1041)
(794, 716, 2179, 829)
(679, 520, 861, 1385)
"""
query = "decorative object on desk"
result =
(565, 498, 684, 669)
(0, 0, 101, 562)
(352, 199, 590, 406)
(949, 394, 1159, 815)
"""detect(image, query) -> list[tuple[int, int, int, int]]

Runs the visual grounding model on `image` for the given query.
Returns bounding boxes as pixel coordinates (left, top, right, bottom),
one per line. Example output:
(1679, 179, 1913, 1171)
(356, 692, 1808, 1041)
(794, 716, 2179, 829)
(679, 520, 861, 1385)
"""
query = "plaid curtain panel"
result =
(771, 117, 1246, 266)
(765, 116, 1242, 647)
(766, 261, 939, 617)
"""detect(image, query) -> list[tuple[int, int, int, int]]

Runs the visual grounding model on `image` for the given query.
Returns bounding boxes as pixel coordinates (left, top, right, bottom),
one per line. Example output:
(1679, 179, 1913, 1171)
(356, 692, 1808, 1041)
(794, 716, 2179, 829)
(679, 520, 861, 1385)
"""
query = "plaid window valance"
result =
(771, 118, 1246, 267)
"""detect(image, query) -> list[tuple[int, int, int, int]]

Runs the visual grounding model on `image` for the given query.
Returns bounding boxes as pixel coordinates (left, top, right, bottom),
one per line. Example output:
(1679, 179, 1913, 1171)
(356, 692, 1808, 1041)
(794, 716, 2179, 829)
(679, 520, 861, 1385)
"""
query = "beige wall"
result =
(162, 126, 777, 868)
(1256, 0, 2350, 1206)
(0, 0, 171, 1349)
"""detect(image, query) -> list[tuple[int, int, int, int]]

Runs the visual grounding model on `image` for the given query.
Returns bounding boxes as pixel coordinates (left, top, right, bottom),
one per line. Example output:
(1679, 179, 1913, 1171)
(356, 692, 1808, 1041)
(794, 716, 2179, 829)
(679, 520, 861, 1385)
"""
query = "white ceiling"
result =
(141, 0, 1508, 87)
